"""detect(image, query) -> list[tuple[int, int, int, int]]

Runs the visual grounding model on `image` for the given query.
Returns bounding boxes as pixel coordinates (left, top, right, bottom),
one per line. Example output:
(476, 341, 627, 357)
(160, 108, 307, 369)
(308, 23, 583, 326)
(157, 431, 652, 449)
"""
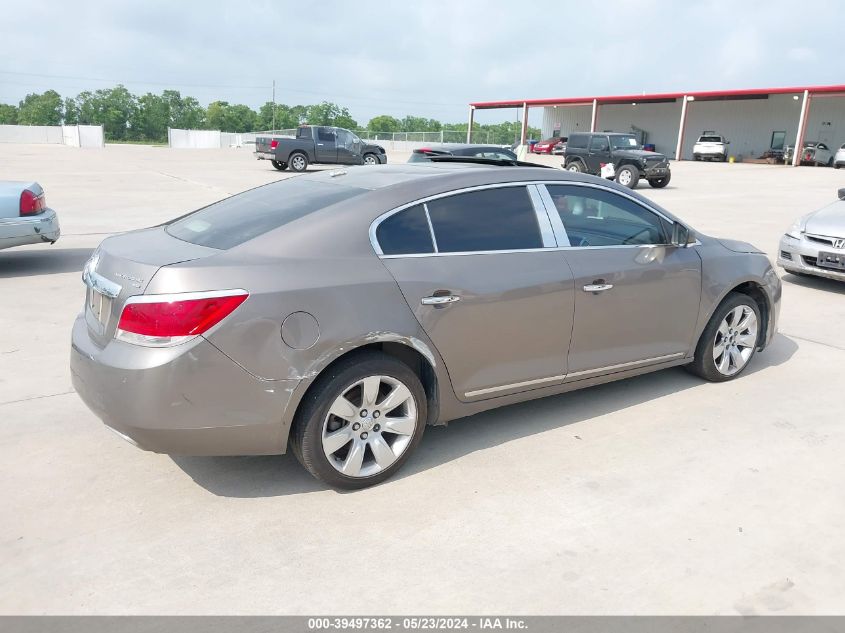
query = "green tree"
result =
(75, 85, 139, 141)
(0, 103, 18, 124)
(63, 98, 78, 124)
(367, 115, 401, 134)
(257, 102, 305, 131)
(134, 92, 169, 141)
(206, 101, 258, 132)
(17, 90, 63, 125)
(164, 91, 205, 130)
(400, 115, 441, 132)
(304, 101, 357, 129)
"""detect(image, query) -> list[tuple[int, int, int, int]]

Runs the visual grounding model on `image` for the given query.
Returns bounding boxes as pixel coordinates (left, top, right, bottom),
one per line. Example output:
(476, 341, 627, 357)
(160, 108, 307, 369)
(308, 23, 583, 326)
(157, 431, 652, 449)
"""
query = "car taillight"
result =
(270, 139, 278, 149)
(20, 189, 46, 216)
(805, 152, 812, 160)
(115, 290, 248, 347)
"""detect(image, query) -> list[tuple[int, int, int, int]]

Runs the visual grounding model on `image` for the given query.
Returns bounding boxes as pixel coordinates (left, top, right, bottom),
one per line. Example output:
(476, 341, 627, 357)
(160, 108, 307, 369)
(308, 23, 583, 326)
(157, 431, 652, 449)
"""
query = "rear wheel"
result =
(363, 153, 379, 165)
(271, 160, 287, 171)
(290, 352, 427, 489)
(566, 160, 584, 173)
(289, 152, 308, 172)
(615, 165, 639, 189)
(687, 293, 761, 382)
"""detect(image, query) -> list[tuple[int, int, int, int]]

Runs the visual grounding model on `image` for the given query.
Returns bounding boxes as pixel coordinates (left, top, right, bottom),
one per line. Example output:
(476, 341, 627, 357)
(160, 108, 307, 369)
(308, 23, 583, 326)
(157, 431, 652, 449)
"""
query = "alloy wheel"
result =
(364, 155, 377, 165)
(321, 375, 418, 478)
(713, 305, 758, 376)
(291, 155, 306, 170)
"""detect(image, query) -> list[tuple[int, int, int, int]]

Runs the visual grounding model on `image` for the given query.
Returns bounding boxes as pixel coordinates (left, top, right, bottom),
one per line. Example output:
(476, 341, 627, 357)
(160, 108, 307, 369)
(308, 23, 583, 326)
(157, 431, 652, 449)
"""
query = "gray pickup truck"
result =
(254, 125, 387, 172)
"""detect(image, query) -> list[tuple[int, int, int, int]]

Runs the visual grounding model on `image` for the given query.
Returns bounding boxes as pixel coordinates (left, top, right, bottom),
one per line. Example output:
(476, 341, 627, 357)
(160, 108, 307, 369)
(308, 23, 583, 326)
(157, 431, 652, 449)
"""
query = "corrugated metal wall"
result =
(598, 100, 682, 157)
(804, 96, 845, 155)
(541, 105, 591, 140)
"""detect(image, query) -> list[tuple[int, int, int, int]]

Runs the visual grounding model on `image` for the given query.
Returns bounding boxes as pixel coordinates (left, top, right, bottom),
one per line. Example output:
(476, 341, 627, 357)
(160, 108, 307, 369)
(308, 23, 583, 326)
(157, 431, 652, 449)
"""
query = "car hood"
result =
(613, 149, 667, 161)
(804, 201, 845, 237)
(717, 238, 764, 254)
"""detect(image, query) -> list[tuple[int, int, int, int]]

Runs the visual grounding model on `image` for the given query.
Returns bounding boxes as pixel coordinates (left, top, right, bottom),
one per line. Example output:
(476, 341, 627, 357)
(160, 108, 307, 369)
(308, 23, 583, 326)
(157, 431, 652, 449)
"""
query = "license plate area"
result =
(86, 287, 113, 329)
(817, 251, 845, 270)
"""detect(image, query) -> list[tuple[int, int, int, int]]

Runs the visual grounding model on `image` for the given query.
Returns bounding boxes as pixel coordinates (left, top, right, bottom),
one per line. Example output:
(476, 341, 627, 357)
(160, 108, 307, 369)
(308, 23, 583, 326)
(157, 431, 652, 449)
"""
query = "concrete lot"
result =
(1, 144, 844, 615)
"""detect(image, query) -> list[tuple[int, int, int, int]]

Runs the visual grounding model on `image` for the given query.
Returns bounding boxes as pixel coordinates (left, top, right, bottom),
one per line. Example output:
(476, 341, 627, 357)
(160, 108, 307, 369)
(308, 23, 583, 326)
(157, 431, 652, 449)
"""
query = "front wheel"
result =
(648, 173, 671, 188)
(686, 293, 761, 382)
(290, 353, 427, 489)
(289, 153, 309, 172)
(363, 153, 379, 166)
(615, 165, 639, 189)
(271, 160, 287, 171)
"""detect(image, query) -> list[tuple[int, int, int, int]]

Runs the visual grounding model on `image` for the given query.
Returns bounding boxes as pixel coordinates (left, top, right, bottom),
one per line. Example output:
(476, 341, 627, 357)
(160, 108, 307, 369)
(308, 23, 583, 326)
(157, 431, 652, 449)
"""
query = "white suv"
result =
(692, 134, 729, 161)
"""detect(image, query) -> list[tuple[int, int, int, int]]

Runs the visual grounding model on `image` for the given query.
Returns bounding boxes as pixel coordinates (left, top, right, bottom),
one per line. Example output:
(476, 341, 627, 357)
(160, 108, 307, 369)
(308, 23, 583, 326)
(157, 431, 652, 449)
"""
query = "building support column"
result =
(792, 90, 811, 167)
(590, 99, 598, 132)
(675, 96, 690, 161)
(520, 102, 529, 146)
(466, 106, 474, 144)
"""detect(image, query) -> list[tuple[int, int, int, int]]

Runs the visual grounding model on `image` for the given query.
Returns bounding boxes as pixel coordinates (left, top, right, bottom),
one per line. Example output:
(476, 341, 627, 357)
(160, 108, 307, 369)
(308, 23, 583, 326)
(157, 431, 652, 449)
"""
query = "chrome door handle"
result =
(317, 143, 325, 146)
(421, 295, 461, 305)
(583, 284, 613, 293)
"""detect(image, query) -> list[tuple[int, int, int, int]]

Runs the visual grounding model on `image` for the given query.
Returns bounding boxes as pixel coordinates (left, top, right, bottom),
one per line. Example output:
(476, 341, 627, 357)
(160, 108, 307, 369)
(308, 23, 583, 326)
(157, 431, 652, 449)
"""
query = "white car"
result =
(834, 143, 845, 169)
(692, 134, 729, 161)
(778, 188, 845, 281)
(0, 181, 61, 250)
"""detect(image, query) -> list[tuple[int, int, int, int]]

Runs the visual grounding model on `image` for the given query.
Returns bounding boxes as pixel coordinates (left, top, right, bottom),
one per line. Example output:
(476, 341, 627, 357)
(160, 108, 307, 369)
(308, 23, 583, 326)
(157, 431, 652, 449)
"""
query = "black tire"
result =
(289, 152, 309, 172)
(565, 160, 584, 173)
(686, 292, 762, 382)
(290, 352, 427, 490)
(648, 172, 671, 188)
(615, 164, 639, 189)
(693, 154, 700, 161)
(363, 153, 379, 166)
(835, 163, 841, 170)
(827, 157, 834, 167)
(271, 160, 287, 171)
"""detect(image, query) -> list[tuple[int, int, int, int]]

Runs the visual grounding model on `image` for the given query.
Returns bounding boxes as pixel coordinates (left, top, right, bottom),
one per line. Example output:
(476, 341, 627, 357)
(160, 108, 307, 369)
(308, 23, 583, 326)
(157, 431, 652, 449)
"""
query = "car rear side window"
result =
(568, 134, 588, 149)
(426, 187, 542, 253)
(376, 204, 434, 255)
(166, 179, 366, 250)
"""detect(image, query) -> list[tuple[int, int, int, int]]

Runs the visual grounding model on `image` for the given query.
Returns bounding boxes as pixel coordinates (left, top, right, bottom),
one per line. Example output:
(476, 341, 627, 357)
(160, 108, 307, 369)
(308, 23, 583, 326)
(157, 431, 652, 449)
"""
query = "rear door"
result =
(315, 127, 338, 163)
(376, 185, 575, 402)
(587, 135, 610, 173)
(540, 183, 701, 377)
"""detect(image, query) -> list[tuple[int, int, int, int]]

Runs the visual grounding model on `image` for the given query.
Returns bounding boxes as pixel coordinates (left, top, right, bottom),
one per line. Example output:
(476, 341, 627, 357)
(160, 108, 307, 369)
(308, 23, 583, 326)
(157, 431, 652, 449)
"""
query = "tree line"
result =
(0, 86, 540, 144)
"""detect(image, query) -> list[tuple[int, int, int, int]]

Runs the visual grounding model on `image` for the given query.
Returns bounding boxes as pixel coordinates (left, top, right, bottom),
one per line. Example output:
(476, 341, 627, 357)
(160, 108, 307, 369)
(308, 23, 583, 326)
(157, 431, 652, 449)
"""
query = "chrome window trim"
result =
(527, 184, 557, 248)
(535, 184, 571, 247)
(422, 202, 439, 252)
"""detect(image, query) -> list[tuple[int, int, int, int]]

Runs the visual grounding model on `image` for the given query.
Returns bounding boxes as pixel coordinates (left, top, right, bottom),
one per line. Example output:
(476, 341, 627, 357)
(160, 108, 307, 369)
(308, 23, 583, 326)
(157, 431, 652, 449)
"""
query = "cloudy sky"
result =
(2, 0, 842, 126)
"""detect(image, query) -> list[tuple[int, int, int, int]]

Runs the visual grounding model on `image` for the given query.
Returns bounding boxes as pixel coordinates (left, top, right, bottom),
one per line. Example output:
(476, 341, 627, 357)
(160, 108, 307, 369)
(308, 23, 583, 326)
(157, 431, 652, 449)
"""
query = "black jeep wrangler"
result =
(563, 132, 671, 189)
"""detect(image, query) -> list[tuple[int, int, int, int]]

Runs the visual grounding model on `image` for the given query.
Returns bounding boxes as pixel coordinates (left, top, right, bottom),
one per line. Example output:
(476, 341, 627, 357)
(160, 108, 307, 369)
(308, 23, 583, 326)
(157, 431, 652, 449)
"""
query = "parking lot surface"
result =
(1, 144, 844, 614)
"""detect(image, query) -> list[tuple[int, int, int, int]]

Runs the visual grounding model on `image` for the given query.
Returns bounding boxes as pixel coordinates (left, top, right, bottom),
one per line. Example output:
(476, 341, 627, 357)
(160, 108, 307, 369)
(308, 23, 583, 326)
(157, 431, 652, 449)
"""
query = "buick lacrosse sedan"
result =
(71, 163, 781, 488)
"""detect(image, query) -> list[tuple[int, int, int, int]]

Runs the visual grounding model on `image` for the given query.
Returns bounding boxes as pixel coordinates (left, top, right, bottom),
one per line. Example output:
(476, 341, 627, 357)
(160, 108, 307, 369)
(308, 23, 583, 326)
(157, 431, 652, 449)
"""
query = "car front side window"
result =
(589, 136, 610, 152)
(545, 184, 669, 247)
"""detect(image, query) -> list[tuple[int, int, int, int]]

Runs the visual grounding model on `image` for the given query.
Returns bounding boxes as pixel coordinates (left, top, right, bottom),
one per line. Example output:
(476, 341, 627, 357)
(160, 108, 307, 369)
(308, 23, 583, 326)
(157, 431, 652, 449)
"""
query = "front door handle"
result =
(583, 283, 613, 293)
(421, 295, 461, 306)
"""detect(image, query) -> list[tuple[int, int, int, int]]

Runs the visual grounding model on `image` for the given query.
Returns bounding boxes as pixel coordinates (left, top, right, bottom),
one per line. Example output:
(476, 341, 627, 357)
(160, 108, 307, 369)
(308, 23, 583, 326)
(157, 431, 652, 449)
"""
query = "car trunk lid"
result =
(83, 226, 220, 346)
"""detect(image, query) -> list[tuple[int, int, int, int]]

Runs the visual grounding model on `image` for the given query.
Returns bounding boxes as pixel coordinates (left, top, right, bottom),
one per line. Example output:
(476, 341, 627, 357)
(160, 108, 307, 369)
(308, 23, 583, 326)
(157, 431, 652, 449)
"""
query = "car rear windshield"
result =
(699, 136, 723, 142)
(166, 179, 366, 249)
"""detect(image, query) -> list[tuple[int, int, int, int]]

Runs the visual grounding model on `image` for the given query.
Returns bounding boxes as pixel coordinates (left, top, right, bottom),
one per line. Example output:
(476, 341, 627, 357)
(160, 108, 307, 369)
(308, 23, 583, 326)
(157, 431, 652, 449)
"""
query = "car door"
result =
(587, 135, 610, 173)
(540, 183, 702, 378)
(315, 127, 338, 163)
(334, 130, 356, 164)
(375, 185, 576, 402)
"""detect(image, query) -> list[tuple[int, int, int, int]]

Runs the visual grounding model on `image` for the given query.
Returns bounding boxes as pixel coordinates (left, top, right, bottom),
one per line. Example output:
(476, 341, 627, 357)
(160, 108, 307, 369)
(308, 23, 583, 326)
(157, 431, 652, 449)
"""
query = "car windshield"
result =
(610, 135, 639, 149)
(699, 136, 722, 142)
(166, 179, 367, 249)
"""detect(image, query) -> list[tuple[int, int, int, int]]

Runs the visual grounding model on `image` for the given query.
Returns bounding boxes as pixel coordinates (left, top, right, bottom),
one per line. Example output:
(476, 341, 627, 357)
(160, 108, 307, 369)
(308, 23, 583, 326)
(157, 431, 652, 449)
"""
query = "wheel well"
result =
(729, 281, 770, 348)
(294, 342, 439, 427)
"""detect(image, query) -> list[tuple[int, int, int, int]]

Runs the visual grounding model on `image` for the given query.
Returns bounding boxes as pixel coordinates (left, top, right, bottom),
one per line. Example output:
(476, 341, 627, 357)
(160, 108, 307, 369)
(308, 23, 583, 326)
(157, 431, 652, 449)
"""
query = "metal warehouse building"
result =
(468, 84, 845, 165)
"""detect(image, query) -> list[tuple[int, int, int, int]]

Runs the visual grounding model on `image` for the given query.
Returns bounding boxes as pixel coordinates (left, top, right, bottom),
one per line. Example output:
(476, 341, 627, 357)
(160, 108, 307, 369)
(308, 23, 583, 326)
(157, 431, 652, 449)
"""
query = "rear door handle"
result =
(583, 283, 613, 293)
(421, 295, 461, 306)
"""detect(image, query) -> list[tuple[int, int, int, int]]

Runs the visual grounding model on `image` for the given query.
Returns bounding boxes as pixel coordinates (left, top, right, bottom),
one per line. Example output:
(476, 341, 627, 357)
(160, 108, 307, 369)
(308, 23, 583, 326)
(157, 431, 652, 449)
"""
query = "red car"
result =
(532, 137, 562, 154)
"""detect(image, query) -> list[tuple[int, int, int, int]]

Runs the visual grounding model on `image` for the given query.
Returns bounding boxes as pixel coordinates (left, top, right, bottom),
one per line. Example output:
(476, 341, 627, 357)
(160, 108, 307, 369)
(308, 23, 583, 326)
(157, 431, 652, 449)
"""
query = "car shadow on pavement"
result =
(781, 272, 845, 295)
(0, 247, 93, 278)
(172, 333, 798, 498)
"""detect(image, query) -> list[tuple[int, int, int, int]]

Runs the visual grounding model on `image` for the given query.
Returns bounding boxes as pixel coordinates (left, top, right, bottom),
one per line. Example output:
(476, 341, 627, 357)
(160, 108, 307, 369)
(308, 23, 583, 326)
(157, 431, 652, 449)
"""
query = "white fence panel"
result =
(61, 125, 80, 147)
(78, 125, 105, 148)
(168, 128, 222, 149)
(0, 125, 64, 144)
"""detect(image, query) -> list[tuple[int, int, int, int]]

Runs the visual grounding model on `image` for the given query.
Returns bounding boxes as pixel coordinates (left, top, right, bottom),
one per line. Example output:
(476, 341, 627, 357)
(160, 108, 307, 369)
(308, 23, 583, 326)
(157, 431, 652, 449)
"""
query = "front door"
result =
(335, 129, 361, 164)
(315, 127, 338, 163)
(542, 183, 702, 377)
(586, 134, 611, 173)
(376, 186, 575, 401)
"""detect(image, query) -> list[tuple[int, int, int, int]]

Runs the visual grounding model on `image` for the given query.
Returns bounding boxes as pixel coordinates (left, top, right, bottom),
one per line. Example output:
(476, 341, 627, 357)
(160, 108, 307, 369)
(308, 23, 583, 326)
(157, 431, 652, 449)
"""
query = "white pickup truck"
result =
(692, 134, 729, 161)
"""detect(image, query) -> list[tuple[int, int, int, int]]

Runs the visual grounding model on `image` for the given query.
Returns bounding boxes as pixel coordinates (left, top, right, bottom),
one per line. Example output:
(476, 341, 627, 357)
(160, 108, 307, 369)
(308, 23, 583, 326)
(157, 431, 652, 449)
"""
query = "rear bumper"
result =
(254, 151, 275, 161)
(70, 315, 299, 455)
(0, 208, 60, 250)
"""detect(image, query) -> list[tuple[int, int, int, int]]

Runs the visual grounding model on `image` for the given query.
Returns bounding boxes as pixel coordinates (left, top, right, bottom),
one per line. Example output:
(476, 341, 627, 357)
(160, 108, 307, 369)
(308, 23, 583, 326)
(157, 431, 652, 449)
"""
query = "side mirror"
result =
(672, 224, 696, 247)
